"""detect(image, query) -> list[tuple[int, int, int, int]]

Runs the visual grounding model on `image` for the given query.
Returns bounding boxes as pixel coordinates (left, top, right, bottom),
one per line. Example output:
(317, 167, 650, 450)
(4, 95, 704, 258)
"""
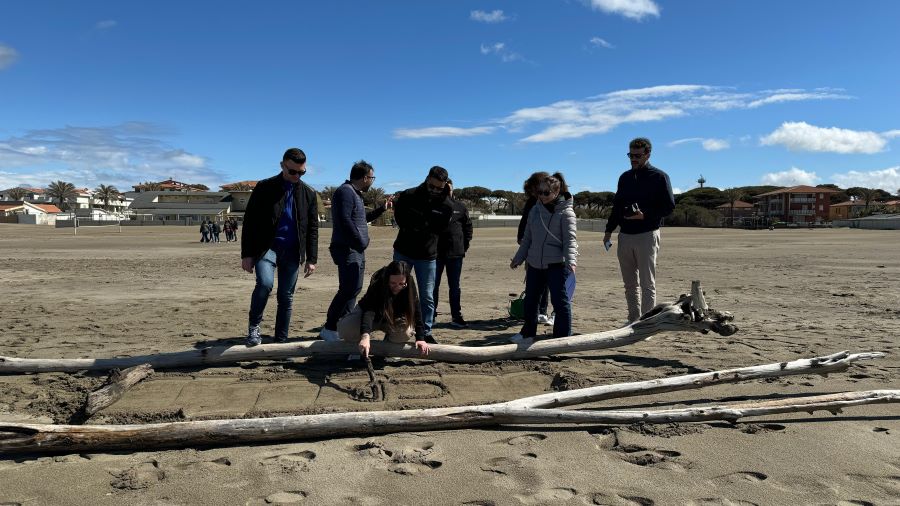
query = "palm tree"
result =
(722, 188, 745, 227)
(45, 180, 78, 211)
(7, 187, 29, 201)
(94, 184, 120, 211)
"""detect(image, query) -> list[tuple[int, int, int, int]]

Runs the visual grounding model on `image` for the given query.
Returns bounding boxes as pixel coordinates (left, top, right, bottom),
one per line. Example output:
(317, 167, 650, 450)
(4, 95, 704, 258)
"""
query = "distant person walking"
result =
(392, 166, 454, 342)
(337, 260, 430, 358)
(517, 171, 552, 325)
(603, 137, 675, 324)
(510, 173, 577, 343)
(223, 220, 234, 242)
(319, 160, 392, 342)
(212, 221, 221, 243)
(200, 220, 210, 243)
(433, 179, 473, 328)
(240, 148, 319, 346)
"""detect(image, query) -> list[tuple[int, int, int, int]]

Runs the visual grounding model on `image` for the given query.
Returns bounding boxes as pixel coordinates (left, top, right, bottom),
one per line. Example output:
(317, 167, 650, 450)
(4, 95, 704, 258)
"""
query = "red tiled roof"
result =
(0, 202, 23, 211)
(31, 203, 62, 213)
(754, 185, 840, 198)
(831, 200, 865, 208)
(716, 200, 754, 209)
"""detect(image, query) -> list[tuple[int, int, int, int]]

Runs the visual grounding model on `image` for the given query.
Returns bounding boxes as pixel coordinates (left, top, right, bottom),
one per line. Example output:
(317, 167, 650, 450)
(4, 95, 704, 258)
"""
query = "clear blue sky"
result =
(2, 1, 899, 195)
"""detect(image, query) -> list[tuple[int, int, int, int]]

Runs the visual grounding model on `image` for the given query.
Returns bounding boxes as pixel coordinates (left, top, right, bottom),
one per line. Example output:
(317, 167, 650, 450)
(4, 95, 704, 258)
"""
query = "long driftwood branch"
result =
(0, 281, 736, 373)
(0, 353, 893, 455)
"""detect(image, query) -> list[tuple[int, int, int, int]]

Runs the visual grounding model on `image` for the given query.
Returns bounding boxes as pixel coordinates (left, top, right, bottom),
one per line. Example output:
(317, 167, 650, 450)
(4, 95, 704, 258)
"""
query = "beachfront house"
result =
(715, 200, 754, 226)
(0, 201, 62, 225)
(753, 185, 838, 224)
(125, 191, 232, 222)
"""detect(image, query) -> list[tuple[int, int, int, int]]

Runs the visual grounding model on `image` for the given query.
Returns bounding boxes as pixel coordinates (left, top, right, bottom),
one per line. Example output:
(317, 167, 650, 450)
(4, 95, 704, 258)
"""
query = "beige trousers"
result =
(616, 229, 661, 322)
(337, 306, 414, 344)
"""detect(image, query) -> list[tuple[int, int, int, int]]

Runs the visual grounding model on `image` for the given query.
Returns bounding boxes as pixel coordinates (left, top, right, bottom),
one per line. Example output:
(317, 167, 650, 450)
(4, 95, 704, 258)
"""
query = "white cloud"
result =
(882, 129, 900, 139)
(671, 187, 684, 195)
(586, 0, 660, 20)
(393, 126, 497, 139)
(0, 123, 226, 190)
(470, 10, 508, 23)
(760, 122, 887, 154)
(702, 138, 730, 151)
(761, 167, 820, 186)
(748, 91, 851, 108)
(398, 85, 850, 142)
(95, 20, 117, 30)
(831, 167, 900, 193)
(589, 37, 614, 49)
(480, 42, 526, 63)
(0, 44, 19, 70)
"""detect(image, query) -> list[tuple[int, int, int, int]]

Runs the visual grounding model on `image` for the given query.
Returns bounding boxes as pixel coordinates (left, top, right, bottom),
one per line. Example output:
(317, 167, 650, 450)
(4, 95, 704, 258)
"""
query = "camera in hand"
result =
(624, 203, 641, 217)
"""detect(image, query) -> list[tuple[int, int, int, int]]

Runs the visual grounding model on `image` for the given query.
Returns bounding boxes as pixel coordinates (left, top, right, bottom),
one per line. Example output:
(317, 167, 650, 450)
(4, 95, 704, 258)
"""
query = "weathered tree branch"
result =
(0, 282, 737, 373)
(85, 364, 154, 417)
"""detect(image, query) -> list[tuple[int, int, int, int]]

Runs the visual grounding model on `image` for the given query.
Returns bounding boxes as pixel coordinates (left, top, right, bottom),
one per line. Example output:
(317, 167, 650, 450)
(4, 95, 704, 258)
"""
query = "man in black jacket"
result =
(240, 148, 319, 346)
(433, 180, 473, 328)
(319, 160, 391, 342)
(392, 166, 454, 341)
(603, 137, 675, 324)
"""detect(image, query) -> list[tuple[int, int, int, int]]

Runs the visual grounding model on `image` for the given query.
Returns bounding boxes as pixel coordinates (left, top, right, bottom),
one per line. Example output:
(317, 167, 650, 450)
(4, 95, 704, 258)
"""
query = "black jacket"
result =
(330, 181, 386, 252)
(357, 274, 425, 341)
(392, 182, 454, 260)
(437, 199, 473, 259)
(605, 163, 675, 235)
(240, 173, 319, 264)
(517, 196, 538, 244)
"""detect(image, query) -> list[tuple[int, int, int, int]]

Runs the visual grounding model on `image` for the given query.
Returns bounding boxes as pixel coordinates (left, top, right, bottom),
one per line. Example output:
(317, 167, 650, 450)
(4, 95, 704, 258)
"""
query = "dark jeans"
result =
(393, 252, 436, 336)
(324, 246, 365, 331)
(521, 263, 572, 339)
(434, 257, 463, 319)
(248, 247, 301, 340)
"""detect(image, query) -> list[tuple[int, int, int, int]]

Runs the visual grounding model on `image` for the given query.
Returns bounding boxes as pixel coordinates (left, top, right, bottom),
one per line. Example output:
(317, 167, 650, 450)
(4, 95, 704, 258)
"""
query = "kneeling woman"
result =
(337, 260, 431, 358)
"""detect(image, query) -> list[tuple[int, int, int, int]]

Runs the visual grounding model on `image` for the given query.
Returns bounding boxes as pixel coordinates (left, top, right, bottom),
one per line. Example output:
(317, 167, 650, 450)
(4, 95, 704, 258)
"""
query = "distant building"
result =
(132, 178, 207, 193)
(753, 185, 839, 224)
(829, 200, 869, 220)
(126, 191, 232, 221)
(219, 181, 258, 213)
(716, 200, 754, 226)
(0, 187, 51, 202)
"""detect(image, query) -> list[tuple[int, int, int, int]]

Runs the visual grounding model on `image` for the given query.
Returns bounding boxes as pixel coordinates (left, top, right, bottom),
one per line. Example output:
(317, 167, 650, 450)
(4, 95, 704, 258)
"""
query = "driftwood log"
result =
(68, 364, 154, 424)
(0, 282, 736, 374)
(1, 351, 893, 455)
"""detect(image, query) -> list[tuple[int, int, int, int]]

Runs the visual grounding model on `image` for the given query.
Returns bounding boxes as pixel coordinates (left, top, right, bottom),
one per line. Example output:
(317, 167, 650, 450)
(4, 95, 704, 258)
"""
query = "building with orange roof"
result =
(753, 185, 839, 224)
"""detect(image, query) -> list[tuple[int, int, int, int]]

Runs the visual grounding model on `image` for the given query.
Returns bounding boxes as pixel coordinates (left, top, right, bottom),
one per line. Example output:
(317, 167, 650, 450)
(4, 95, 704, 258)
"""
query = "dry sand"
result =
(0, 223, 898, 505)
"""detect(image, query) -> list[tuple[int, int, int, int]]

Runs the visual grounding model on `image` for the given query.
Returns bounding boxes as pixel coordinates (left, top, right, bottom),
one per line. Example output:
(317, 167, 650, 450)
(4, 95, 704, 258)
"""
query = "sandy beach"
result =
(0, 223, 898, 505)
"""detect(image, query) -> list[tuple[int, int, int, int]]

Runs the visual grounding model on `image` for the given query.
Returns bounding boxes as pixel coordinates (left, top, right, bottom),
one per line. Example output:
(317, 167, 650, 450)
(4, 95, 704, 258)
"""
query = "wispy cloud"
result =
(395, 85, 852, 143)
(882, 129, 900, 139)
(0, 44, 19, 70)
(589, 37, 615, 49)
(0, 123, 227, 190)
(831, 166, 900, 193)
(393, 126, 497, 139)
(760, 122, 887, 154)
(470, 10, 508, 23)
(761, 167, 820, 186)
(95, 19, 118, 30)
(669, 137, 730, 151)
(748, 90, 851, 108)
(586, 0, 660, 21)
(480, 42, 526, 63)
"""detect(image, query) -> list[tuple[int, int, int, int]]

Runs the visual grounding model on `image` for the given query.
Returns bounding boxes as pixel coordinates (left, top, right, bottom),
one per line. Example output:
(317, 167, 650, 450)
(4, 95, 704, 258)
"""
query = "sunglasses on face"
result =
(627, 152, 646, 159)
(427, 182, 445, 192)
(537, 190, 553, 197)
(286, 168, 305, 176)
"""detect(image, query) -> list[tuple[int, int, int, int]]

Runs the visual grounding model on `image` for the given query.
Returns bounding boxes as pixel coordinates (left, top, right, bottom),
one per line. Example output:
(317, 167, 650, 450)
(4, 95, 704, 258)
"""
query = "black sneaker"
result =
(274, 335, 288, 343)
(423, 334, 438, 344)
(449, 316, 468, 328)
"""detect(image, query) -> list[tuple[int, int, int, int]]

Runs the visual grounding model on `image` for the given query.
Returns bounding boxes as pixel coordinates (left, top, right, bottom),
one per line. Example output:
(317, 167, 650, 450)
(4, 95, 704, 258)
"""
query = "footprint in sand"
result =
(614, 444, 688, 471)
(244, 490, 309, 505)
(835, 501, 876, 506)
(480, 453, 539, 476)
(351, 440, 441, 475)
(739, 423, 786, 434)
(497, 433, 548, 446)
(109, 460, 165, 490)
(260, 450, 317, 475)
(173, 456, 232, 471)
(687, 500, 758, 506)
(587, 492, 655, 506)
(515, 487, 577, 504)
(712, 471, 768, 485)
(460, 501, 497, 506)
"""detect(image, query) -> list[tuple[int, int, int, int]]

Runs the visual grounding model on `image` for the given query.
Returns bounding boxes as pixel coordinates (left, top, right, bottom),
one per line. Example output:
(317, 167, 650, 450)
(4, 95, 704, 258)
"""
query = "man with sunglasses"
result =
(319, 160, 392, 342)
(603, 137, 675, 324)
(391, 166, 455, 342)
(240, 148, 319, 346)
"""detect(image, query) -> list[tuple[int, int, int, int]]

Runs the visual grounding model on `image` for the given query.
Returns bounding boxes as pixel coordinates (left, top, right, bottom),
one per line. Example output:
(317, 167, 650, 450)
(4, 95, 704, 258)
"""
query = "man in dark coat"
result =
(240, 148, 319, 346)
(433, 180, 473, 328)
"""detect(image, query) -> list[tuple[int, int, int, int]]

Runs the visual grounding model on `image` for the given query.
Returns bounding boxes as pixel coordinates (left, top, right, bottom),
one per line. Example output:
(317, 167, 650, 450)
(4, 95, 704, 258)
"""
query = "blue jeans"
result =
(434, 257, 463, 319)
(393, 251, 436, 336)
(521, 263, 572, 339)
(248, 247, 301, 339)
(324, 246, 365, 331)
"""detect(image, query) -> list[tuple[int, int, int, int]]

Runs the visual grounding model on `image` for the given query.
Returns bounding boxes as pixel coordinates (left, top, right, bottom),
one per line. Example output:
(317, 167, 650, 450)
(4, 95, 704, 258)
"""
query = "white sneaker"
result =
(546, 314, 555, 326)
(537, 314, 550, 324)
(319, 328, 341, 342)
(509, 333, 534, 344)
